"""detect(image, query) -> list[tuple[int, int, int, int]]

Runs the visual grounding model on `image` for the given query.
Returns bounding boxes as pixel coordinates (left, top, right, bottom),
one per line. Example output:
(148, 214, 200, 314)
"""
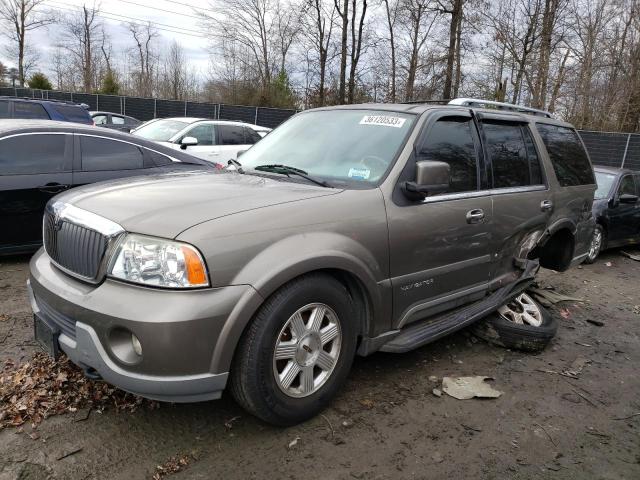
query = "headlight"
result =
(108, 234, 209, 288)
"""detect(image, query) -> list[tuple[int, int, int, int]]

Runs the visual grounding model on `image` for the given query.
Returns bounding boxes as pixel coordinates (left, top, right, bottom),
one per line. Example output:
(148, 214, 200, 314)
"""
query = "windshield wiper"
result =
(254, 164, 332, 188)
(227, 158, 244, 173)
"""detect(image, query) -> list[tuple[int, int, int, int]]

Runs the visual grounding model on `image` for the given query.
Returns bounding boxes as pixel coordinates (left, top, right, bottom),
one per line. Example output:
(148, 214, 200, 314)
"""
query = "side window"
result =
(93, 114, 108, 125)
(536, 124, 595, 186)
(635, 175, 640, 196)
(218, 125, 246, 145)
(244, 127, 262, 144)
(53, 105, 91, 123)
(112, 115, 125, 125)
(417, 117, 478, 193)
(618, 175, 635, 196)
(0, 134, 69, 174)
(13, 102, 49, 119)
(80, 136, 144, 171)
(0, 100, 9, 118)
(483, 123, 543, 188)
(185, 124, 215, 146)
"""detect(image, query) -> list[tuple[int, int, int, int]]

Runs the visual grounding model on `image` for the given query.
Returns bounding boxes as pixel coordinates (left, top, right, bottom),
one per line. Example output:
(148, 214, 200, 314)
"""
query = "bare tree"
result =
(304, 0, 336, 106)
(60, 3, 104, 92)
(127, 22, 158, 97)
(334, 0, 349, 103)
(402, 0, 437, 101)
(346, 0, 367, 103)
(0, 0, 55, 86)
(439, 0, 464, 99)
(383, 0, 399, 102)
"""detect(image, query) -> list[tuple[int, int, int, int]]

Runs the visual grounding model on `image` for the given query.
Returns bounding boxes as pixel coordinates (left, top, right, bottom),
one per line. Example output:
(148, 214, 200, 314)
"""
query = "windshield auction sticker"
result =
(348, 167, 371, 180)
(360, 115, 406, 128)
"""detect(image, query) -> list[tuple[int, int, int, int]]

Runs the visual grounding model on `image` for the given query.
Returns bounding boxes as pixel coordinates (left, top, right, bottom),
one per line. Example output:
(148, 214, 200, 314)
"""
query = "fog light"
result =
(131, 333, 142, 356)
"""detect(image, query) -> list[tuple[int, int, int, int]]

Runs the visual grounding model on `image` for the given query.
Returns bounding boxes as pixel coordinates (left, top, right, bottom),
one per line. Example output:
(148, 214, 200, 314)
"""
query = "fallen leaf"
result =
(442, 376, 503, 400)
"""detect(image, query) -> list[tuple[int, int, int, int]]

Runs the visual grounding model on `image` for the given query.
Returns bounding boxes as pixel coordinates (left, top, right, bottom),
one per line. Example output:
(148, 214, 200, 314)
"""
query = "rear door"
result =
(386, 112, 494, 328)
(217, 124, 250, 161)
(535, 123, 597, 261)
(0, 133, 72, 252)
(478, 116, 552, 280)
(608, 174, 639, 244)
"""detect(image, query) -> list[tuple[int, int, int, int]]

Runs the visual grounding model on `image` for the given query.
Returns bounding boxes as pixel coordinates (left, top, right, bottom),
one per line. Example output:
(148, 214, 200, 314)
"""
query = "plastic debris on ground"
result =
(441, 376, 503, 400)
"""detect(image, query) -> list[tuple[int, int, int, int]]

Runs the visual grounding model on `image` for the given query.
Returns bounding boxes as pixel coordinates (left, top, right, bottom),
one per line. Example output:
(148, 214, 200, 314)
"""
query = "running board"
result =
(380, 278, 534, 354)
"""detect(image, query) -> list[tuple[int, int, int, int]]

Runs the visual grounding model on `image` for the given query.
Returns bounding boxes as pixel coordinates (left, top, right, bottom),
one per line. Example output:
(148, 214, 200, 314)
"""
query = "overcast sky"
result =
(1, 0, 215, 75)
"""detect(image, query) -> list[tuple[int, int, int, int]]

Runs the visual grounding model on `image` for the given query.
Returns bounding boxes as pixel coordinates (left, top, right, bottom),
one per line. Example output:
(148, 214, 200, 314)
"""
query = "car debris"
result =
(441, 376, 503, 400)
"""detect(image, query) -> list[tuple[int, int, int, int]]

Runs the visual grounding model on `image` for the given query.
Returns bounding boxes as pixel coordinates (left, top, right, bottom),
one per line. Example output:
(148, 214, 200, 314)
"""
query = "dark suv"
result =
(0, 97, 92, 124)
(28, 99, 596, 425)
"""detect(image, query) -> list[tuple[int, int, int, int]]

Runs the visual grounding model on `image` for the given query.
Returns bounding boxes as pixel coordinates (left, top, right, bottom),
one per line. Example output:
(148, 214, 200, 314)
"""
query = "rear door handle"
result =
(541, 200, 553, 212)
(38, 183, 70, 194)
(466, 209, 485, 224)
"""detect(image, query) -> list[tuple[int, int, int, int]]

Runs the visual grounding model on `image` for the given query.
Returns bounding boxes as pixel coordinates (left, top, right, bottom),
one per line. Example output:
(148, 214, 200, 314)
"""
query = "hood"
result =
(55, 171, 342, 238)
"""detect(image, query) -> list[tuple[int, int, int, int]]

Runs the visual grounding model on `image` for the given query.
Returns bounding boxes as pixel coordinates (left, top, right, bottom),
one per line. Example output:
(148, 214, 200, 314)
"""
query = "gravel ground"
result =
(0, 251, 639, 480)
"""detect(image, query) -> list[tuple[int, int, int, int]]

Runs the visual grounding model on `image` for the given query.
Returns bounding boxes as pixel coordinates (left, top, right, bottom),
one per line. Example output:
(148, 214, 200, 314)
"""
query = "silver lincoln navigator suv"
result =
(29, 99, 596, 425)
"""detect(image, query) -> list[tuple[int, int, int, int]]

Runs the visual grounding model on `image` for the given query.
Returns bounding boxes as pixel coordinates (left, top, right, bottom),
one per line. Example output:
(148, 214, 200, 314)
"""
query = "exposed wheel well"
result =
(532, 228, 575, 272)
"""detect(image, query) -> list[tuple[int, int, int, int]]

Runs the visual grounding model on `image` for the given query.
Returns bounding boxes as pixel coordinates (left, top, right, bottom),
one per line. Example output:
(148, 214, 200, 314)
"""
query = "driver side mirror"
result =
(180, 136, 198, 149)
(402, 161, 450, 200)
(619, 193, 639, 204)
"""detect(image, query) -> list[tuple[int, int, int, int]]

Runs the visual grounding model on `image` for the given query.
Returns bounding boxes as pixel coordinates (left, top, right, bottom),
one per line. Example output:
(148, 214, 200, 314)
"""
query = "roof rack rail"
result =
(448, 98, 552, 118)
(0, 95, 90, 109)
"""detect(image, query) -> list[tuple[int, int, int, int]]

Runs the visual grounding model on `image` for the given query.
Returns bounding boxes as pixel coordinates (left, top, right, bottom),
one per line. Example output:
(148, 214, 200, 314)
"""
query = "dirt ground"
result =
(0, 251, 639, 480)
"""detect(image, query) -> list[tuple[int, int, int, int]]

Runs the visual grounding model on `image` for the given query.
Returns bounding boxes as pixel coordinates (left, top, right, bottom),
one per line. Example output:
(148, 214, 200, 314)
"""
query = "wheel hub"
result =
(295, 332, 321, 367)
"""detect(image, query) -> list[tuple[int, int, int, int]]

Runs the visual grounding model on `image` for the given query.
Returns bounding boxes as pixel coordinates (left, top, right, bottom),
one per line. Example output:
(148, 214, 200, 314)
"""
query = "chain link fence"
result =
(2, 87, 639, 169)
(0, 87, 297, 129)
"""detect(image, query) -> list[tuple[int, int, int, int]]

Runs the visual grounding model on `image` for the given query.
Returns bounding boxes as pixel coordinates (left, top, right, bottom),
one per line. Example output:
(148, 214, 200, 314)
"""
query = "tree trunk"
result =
(443, 0, 462, 100)
(383, 0, 396, 102)
(335, 0, 349, 104)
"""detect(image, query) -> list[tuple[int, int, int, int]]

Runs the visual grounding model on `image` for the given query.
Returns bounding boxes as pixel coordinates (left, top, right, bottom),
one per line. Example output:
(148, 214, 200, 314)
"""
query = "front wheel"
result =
(583, 224, 604, 264)
(229, 274, 357, 426)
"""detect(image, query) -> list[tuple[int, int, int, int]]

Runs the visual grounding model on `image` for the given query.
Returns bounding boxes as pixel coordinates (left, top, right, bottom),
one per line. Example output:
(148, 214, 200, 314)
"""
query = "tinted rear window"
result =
(0, 134, 69, 174)
(13, 102, 50, 119)
(53, 105, 92, 123)
(218, 125, 246, 145)
(80, 136, 144, 171)
(536, 124, 594, 186)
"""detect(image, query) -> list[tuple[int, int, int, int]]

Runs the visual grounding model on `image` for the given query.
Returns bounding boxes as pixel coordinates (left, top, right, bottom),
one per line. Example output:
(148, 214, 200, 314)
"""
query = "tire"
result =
(229, 273, 358, 426)
(472, 292, 558, 352)
(583, 224, 604, 264)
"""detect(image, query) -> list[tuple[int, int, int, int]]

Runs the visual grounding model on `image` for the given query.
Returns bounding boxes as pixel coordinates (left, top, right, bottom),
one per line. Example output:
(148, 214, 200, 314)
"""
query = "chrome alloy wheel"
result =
(588, 227, 603, 261)
(272, 303, 342, 398)
(498, 293, 543, 327)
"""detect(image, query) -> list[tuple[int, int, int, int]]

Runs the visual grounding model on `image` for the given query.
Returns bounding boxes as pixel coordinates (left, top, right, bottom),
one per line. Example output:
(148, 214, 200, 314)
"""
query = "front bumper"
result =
(28, 248, 259, 402)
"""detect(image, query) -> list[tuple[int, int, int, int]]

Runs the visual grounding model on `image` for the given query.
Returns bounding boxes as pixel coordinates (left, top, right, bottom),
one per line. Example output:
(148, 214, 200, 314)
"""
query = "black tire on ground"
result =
(229, 273, 358, 426)
(583, 224, 605, 264)
(472, 294, 558, 352)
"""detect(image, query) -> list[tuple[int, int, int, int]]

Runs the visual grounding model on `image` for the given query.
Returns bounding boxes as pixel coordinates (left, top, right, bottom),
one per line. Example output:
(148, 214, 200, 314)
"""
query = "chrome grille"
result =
(44, 211, 108, 279)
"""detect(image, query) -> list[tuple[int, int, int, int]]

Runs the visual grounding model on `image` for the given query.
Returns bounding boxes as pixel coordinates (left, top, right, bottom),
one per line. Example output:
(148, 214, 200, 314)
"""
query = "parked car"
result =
(584, 165, 640, 263)
(90, 111, 141, 132)
(0, 120, 214, 255)
(29, 99, 595, 426)
(0, 97, 92, 124)
(130, 118, 264, 163)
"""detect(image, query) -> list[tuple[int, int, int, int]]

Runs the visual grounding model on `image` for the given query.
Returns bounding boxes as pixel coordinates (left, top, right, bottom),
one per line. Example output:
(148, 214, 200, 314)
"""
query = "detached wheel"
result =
(229, 274, 357, 426)
(472, 292, 557, 352)
(583, 224, 604, 264)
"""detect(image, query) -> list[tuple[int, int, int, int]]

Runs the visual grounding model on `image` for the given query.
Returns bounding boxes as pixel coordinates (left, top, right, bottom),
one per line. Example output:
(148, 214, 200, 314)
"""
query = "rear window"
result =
(53, 104, 92, 123)
(0, 134, 69, 174)
(536, 124, 594, 186)
(483, 123, 543, 188)
(80, 136, 144, 171)
(13, 101, 50, 119)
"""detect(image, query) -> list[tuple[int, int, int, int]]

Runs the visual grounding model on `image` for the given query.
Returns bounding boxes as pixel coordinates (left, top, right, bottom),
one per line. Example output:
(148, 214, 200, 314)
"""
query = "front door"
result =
(386, 113, 494, 328)
(0, 133, 73, 252)
(180, 123, 221, 163)
(609, 174, 640, 244)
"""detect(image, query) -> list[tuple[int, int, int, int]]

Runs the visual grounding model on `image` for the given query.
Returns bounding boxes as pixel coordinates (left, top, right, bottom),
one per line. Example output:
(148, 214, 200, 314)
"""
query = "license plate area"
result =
(34, 315, 60, 359)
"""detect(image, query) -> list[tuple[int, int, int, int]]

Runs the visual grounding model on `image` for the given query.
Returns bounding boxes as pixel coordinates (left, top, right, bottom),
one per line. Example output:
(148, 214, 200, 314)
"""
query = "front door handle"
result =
(466, 209, 485, 224)
(38, 183, 70, 194)
(541, 200, 553, 212)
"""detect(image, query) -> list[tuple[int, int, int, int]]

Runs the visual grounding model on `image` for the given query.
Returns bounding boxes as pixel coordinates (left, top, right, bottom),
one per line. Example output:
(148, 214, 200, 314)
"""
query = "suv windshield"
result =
(594, 171, 616, 199)
(238, 110, 416, 185)
(133, 119, 189, 142)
